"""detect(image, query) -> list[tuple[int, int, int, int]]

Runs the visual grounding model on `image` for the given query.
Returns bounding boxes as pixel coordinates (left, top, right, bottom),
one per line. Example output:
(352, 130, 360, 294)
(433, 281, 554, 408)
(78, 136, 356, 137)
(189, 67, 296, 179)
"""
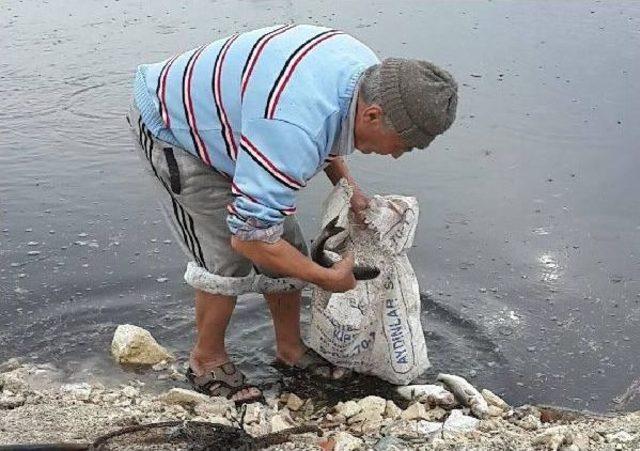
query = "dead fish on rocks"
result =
(437, 373, 489, 419)
(311, 216, 380, 281)
(396, 384, 456, 408)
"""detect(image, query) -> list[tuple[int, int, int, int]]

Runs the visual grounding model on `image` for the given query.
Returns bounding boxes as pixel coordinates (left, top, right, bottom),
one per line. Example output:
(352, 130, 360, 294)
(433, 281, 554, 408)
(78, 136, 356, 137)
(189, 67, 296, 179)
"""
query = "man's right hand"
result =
(319, 251, 357, 293)
(231, 236, 357, 293)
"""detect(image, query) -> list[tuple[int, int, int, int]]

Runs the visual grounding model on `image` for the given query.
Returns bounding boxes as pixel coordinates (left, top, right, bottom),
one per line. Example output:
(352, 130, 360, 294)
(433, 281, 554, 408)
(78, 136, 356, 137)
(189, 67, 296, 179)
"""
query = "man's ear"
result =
(362, 104, 384, 126)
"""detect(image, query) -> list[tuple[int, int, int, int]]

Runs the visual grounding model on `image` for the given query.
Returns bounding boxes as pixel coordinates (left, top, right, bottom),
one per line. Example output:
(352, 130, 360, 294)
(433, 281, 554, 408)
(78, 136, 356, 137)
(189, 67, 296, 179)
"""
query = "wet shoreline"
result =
(2, 0, 639, 413)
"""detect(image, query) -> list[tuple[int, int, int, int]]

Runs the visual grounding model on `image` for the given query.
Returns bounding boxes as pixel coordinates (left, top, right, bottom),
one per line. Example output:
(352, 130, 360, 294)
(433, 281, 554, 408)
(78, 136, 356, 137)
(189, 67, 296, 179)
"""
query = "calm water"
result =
(1, 0, 639, 412)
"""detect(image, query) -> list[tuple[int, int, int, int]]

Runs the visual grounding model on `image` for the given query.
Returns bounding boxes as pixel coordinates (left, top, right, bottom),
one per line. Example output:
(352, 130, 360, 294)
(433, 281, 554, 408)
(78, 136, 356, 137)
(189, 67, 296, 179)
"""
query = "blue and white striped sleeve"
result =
(227, 118, 320, 243)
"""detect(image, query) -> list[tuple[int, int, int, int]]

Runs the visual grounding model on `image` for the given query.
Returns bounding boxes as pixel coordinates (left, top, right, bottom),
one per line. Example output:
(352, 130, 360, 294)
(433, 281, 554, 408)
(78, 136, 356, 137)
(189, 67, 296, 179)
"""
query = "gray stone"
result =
(373, 436, 408, 451)
(607, 431, 634, 443)
(384, 400, 402, 419)
(333, 431, 363, 451)
(270, 412, 294, 432)
(335, 400, 361, 418)
(243, 402, 266, 424)
(518, 414, 542, 431)
(443, 409, 479, 436)
(193, 397, 234, 417)
(158, 388, 210, 406)
(357, 395, 387, 416)
(61, 383, 92, 401)
(0, 393, 25, 409)
(400, 402, 428, 421)
(286, 393, 304, 411)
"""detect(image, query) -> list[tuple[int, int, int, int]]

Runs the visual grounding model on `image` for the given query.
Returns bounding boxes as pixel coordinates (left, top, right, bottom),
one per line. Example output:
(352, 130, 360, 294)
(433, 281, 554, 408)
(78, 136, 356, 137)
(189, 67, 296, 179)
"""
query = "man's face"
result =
(353, 99, 413, 159)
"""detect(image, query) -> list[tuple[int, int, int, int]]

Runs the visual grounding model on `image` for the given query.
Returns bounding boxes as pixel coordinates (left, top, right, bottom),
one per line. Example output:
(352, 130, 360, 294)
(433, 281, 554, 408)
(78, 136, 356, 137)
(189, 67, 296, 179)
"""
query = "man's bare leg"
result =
(265, 290, 349, 379)
(264, 290, 306, 364)
(189, 289, 260, 400)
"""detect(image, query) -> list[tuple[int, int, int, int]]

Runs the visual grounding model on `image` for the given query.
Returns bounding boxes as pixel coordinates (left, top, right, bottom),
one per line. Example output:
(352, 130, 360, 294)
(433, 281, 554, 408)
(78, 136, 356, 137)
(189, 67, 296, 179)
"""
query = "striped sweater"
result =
(133, 24, 380, 240)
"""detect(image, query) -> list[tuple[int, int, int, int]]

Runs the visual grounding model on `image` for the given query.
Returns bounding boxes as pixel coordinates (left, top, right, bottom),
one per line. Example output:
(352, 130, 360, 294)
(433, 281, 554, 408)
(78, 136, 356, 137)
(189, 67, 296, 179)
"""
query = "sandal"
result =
(186, 362, 263, 405)
(274, 348, 351, 381)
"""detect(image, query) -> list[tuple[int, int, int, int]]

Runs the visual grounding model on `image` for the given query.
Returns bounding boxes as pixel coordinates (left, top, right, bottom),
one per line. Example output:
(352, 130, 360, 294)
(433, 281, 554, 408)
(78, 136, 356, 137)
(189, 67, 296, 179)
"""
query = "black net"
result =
(90, 421, 257, 451)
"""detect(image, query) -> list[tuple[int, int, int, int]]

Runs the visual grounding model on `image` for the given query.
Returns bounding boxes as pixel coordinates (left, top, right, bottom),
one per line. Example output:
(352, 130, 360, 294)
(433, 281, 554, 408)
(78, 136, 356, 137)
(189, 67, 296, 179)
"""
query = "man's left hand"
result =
(350, 186, 371, 227)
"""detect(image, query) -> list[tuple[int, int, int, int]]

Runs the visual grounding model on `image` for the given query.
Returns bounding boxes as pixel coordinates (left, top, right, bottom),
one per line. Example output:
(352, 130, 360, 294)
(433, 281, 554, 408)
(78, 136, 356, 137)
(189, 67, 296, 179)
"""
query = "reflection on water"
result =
(1, 0, 639, 412)
(539, 253, 561, 283)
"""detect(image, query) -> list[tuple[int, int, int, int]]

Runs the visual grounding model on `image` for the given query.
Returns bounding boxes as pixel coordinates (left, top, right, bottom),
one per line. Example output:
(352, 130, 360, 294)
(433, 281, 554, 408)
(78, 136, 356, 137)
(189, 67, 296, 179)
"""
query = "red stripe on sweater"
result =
(240, 136, 304, 189)
(184, 45, 210, 164)
(267, 31, 343, 119)
(241, 25, 294, 98)
(214, 34, 240, 160)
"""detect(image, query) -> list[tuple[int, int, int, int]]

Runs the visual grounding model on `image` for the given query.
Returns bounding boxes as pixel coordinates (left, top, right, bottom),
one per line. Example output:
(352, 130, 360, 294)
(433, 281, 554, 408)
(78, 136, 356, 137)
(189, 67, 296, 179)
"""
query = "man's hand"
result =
(231, 236, 357, 293)
(350, 186, 371, 227)
(318, 251, 357, 292)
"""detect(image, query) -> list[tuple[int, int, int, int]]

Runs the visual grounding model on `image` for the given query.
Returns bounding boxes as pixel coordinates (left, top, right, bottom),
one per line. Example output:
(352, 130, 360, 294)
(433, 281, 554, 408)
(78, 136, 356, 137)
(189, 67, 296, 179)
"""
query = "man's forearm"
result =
(230, 236, 330, 286)
(324, 157, 356, 186)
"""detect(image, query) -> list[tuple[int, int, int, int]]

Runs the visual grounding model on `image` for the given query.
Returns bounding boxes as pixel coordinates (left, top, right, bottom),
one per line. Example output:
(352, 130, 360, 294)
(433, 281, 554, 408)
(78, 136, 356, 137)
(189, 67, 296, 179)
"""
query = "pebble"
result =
(335, 400, 361, 419)
(443, 409, 479, 436)
(400, 402, 428, 421)
(332, 431, 363, 451)
(27, 241, 39, 246)
(285, 393, 304, 411)
(27, 251, 41, 256)
(156, 277, 169, 283)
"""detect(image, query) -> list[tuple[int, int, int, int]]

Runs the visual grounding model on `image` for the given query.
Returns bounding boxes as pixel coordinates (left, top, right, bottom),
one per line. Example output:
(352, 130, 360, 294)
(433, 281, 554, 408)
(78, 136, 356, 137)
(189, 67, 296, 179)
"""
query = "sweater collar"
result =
(332, 74, 363, 157)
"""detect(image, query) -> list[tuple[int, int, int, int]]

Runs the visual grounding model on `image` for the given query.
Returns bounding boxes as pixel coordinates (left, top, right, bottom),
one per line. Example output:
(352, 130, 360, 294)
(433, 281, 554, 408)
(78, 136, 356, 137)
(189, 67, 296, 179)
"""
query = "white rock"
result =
(443, 409, 480, 436)
(0, 393, 25, 409)
(193, 397, 235, 417)
(335, 400, 361, 418)
(357, 395, 386, 416)
(382, 419, 442, 439)
(0, 371, 28, 393)
(61, 383, 92, 401)
(607, 431, 634, 443)
(169, 371, 187, 382)
(348, 408, 383, 426)
(424, 406, 447, 421)
(121, 386, 139, 399)
(531, 426, 568, 451)
(152, 361, 168, 371)
(573, 433, 590, 450)
(286, 393, 304, 411)
(481, 389, 509, 410)
(416, 420, 444, 435)
(270, 413, 293, 432)
(111, 324, 174, 365)
(333, 431, 363, 451)
(384, 400, 402, 419)
(519, 414, 542, 431)
(0, 358, 21, 373)
(159, 388, 210, 406)
(400, 402, 429, 421)
(244, 402, 266, 424)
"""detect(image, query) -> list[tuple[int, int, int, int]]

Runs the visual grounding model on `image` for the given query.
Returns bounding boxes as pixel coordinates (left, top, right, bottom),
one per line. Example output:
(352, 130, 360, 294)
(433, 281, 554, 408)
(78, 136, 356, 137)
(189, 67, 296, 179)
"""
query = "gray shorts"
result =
(126, 104, 308, 296)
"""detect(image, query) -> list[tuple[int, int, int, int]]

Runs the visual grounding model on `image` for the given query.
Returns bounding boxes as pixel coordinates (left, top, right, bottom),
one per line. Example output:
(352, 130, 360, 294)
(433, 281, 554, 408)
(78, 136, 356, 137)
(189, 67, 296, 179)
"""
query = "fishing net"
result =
(89, 421, 320, 451)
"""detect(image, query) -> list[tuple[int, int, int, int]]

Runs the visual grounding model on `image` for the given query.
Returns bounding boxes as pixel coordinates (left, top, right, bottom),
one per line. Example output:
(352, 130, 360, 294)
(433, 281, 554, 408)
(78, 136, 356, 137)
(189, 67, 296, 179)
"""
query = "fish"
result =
(396, 384, 456, 408)
(311, 216, 380, 281)
(437, 373, 489, 419)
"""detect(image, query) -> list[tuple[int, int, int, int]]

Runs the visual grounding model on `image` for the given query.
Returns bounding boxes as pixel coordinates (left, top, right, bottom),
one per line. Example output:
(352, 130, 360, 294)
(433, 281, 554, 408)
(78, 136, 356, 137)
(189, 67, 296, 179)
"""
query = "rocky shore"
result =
(1, 357, 638, 450)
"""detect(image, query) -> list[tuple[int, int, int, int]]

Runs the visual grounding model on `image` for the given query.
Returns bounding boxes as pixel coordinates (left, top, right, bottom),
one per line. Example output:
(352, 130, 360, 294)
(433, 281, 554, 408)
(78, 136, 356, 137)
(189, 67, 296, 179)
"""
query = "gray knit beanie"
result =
(380, 58, 458, 149)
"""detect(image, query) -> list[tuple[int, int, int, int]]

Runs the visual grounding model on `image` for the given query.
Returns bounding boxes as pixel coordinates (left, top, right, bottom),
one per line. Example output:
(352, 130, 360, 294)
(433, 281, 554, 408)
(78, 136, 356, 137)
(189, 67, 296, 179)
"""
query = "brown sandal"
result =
(186, 362, 263, 405)
(274, 348, 351, 380)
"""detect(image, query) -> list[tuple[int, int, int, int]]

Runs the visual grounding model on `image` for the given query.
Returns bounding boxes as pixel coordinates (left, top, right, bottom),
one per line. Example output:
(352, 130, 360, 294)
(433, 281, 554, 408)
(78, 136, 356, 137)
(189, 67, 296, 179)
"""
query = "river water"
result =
(1, 0, 639, 412)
